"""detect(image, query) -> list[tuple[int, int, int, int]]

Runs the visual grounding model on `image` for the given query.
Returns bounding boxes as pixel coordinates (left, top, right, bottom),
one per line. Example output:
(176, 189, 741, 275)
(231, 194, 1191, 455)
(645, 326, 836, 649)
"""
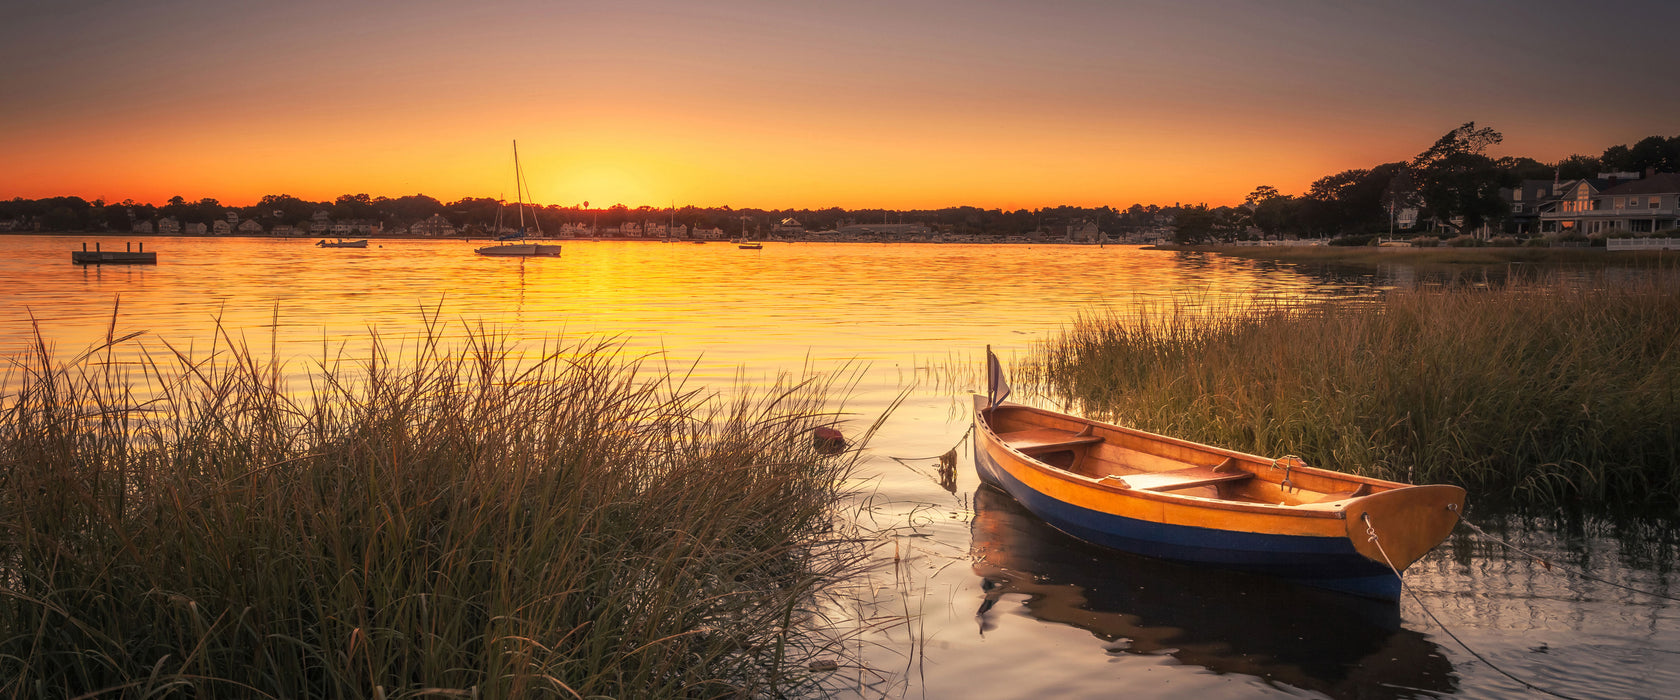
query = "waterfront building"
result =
(310, 210, 332, 233)
(409, 214, 455, 237)
(132, 220, 154, 234)
(237, 219, 264, 235)
(773, 218, 804, 236)
(212, 220, 231, 235)
(1535, 171, 1679, 235)
(643, 222, 686, 238)
(184, 222, 208, 235)
(1066, 220, 1100, 243)
(557, 222, 593, 238)
(157, 217, 180, 235)
(1502, 180, 1570, 235)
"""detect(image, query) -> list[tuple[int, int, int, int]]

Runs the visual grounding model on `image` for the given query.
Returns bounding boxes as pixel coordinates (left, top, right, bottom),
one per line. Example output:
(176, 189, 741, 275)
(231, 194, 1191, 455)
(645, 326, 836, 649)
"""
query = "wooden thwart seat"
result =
(998, 428, 1104, 454)
(1303, 483, 1373, 503)
(1111, 459, 1253, 491)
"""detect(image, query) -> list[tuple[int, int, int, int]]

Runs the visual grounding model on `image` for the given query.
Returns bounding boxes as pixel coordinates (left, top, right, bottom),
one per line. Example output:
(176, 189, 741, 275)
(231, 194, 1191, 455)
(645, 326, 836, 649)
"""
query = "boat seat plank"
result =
(1303, 483, 1373, 503)
(1121, 465, 1252, 491)
(997, 428, 1104, 454)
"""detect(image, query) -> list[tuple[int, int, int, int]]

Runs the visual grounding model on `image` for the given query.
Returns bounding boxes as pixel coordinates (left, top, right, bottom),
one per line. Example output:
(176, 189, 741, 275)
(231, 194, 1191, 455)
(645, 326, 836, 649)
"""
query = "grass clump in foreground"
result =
(1020, 274, 1680, 507)
(0, 323, 873, 698)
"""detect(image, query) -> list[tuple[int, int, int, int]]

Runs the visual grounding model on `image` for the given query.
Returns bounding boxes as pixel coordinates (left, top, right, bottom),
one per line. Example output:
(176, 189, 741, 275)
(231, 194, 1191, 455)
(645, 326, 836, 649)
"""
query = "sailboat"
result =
(476, 140, 562, 257)
(736, 217, 762, 249)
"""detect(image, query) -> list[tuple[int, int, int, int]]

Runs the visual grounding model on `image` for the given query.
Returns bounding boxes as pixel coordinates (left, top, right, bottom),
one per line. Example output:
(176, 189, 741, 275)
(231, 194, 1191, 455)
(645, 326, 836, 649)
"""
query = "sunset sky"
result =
(3, 0, 1677, 210)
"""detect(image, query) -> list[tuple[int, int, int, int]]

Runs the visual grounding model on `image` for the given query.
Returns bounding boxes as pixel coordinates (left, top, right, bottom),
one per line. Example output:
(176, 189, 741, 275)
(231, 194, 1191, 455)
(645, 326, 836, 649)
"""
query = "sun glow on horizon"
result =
(3, 2, 1675, 212)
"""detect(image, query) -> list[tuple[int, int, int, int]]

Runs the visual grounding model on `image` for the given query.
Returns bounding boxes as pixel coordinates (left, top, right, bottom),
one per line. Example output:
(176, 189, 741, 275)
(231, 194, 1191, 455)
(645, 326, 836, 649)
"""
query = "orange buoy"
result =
(812, 426, 846, 454)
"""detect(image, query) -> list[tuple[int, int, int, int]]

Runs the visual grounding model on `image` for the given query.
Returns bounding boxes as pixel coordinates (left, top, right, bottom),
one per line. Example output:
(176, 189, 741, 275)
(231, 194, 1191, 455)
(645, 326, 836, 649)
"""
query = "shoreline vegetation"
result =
(0, 322, 875, 697)
(1165, 244, 1680, 267)
(1018, 273, 1680, 509)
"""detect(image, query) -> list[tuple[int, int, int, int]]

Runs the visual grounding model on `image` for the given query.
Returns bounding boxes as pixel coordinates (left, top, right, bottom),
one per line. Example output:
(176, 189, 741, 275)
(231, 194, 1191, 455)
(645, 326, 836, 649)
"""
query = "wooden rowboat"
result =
(972, 395, 1464, 600)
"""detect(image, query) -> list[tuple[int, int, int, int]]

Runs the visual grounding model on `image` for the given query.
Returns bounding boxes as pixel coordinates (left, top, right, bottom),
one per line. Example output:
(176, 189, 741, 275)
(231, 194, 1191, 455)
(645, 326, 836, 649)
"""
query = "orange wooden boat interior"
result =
(973, 396, 1465, 600)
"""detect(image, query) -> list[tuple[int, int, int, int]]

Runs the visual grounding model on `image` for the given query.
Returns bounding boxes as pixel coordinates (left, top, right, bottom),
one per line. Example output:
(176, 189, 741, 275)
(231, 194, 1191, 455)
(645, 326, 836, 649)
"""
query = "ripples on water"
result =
(2, 235, 1674, 699)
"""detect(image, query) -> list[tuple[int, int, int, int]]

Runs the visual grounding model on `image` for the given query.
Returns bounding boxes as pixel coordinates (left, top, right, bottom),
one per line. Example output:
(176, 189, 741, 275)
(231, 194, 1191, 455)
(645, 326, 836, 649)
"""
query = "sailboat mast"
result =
(513, 140, 526, 231)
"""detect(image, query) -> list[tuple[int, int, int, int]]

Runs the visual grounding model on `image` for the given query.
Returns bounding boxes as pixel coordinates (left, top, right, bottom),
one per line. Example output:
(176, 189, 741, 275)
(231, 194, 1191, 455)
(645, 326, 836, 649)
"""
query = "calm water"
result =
(3, 235, 1676, 699)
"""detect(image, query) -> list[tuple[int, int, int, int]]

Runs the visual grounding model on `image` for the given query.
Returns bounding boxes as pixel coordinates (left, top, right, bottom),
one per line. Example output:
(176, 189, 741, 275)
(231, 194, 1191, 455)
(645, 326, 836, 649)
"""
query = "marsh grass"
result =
(1019, 274, 1680, 507)
(0, 317, 876, 698)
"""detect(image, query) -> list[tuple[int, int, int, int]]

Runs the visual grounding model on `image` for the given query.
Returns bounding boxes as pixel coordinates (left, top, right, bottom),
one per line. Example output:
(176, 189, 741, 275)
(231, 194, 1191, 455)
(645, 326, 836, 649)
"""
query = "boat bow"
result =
(1343, 485, 1464, 573)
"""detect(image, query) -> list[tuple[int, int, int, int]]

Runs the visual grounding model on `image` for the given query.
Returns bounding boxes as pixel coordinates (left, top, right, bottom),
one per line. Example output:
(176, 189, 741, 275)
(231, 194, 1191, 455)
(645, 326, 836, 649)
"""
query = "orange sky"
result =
(4, 1, 1676, 210)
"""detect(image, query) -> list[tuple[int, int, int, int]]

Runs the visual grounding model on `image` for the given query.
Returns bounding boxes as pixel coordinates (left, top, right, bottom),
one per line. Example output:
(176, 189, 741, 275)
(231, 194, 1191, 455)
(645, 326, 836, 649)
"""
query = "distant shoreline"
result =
(1158, 244, 1678, 266)
(2, 231, 1139, 245)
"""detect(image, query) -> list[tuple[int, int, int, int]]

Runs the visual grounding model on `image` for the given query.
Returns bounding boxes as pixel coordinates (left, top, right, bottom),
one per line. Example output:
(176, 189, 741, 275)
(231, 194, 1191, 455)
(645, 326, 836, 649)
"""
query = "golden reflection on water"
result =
(0, 236, 1363, 399)
(3, 234, 1493, 698)
(5, 236, 1679, 698)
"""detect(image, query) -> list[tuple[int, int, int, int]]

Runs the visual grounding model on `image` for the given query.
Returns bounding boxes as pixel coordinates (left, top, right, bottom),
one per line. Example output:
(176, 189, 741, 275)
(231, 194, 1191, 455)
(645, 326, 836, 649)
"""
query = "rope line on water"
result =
(888, 423, 973, 464)
(1456, 513, 1680, 603)
(1363, 513, 1588, 700)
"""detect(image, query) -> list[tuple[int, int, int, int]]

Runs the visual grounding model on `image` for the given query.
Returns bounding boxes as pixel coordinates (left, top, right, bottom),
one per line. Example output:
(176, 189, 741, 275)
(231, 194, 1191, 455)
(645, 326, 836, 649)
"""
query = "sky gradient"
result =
(3, 0, 1677, 209)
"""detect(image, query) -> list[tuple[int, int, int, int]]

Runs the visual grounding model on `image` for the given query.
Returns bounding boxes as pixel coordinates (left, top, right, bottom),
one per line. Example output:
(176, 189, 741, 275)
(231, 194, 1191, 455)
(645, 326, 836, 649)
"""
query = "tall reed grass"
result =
(0, 320, 872, 697)
(1020, 274, 1680, 507)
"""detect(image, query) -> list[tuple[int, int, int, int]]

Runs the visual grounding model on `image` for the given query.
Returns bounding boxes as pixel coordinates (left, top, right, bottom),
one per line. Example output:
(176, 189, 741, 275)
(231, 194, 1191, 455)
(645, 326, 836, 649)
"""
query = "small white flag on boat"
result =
(986, 346, 1012, 408)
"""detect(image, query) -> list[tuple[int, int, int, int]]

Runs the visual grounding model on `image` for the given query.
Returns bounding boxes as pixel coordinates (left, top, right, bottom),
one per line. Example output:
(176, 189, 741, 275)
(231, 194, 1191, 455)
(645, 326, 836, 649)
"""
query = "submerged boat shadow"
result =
(969, 485, 1458, 699)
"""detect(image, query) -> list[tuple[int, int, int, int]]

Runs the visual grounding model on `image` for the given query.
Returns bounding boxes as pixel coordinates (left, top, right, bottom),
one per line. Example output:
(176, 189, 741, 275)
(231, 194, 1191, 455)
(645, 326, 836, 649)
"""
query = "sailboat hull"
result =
(476, 243, 561, 257)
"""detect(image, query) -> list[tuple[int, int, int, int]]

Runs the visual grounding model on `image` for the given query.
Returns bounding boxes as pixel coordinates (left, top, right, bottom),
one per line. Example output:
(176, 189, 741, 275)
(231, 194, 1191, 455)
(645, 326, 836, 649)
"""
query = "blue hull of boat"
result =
(975, 444, 1401, 600)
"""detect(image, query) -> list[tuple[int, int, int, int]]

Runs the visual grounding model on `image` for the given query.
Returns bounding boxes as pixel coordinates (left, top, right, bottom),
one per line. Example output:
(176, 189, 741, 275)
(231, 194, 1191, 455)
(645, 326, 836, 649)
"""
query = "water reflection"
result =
(10, 235, 1679, 698)
(969, 485, 1457, 699)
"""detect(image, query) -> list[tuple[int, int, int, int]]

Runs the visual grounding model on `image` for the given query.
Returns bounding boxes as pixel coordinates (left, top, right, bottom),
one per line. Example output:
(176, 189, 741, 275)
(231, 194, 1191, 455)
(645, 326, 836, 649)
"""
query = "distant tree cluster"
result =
(1240, 127, 1680, 239)
(0, 192, 1226, 242)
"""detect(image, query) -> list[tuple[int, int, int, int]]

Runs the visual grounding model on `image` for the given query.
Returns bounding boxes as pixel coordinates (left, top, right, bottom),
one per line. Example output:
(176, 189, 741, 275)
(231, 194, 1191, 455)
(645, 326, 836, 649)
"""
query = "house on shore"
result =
(1066, 219, 1101, 243)
(157, 217, 180, 235)
(773, 218, 804, 236)
(1533, 171, 1680, 235)
(409, 214, 455, 237)
(1503, 180, 1574, 236)
(237, 219, 265, 235)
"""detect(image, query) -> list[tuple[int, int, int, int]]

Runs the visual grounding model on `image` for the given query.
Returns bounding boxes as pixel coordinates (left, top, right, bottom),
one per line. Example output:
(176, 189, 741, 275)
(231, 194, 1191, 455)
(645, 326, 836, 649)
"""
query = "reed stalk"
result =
(0, 321, 871, 698)
(1020, 273, 1680, 507)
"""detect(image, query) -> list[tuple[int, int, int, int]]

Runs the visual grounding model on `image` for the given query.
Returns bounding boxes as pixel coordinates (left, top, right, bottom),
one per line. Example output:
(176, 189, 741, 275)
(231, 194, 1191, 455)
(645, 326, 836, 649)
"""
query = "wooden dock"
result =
(72, 241, 157, 265)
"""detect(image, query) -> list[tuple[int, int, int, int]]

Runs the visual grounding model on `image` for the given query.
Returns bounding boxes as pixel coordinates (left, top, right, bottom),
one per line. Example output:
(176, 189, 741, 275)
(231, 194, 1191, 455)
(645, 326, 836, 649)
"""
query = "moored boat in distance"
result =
(316, 239, 368, 248)
(476, 242, 561, 257)
(474, 139, 562, 258)
(972, 354, 1463, 600)
(738, 242, 762, 250)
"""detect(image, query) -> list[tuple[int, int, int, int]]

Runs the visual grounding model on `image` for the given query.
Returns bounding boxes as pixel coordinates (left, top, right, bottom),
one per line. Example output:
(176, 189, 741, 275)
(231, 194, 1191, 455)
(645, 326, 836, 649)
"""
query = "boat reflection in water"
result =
(969, 485, 1457, 699)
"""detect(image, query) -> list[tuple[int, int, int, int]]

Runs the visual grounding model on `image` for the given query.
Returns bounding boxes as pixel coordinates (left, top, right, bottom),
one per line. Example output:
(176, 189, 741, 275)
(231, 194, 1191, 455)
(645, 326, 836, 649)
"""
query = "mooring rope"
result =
(889, 423, 974, 464)
(1363, 513, 1588, 700)
(1455, 513, 1680, 603)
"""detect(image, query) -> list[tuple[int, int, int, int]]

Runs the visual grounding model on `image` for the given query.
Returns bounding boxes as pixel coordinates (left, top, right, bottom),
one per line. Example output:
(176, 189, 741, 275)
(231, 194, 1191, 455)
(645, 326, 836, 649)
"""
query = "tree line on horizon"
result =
(1228, 127, 1680, 244)
(5, 128, 1675, 240)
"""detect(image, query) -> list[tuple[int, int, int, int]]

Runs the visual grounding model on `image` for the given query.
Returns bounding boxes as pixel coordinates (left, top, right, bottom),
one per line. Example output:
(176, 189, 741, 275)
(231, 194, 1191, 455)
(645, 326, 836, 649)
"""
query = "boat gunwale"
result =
(975, 397, 1408, 520)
